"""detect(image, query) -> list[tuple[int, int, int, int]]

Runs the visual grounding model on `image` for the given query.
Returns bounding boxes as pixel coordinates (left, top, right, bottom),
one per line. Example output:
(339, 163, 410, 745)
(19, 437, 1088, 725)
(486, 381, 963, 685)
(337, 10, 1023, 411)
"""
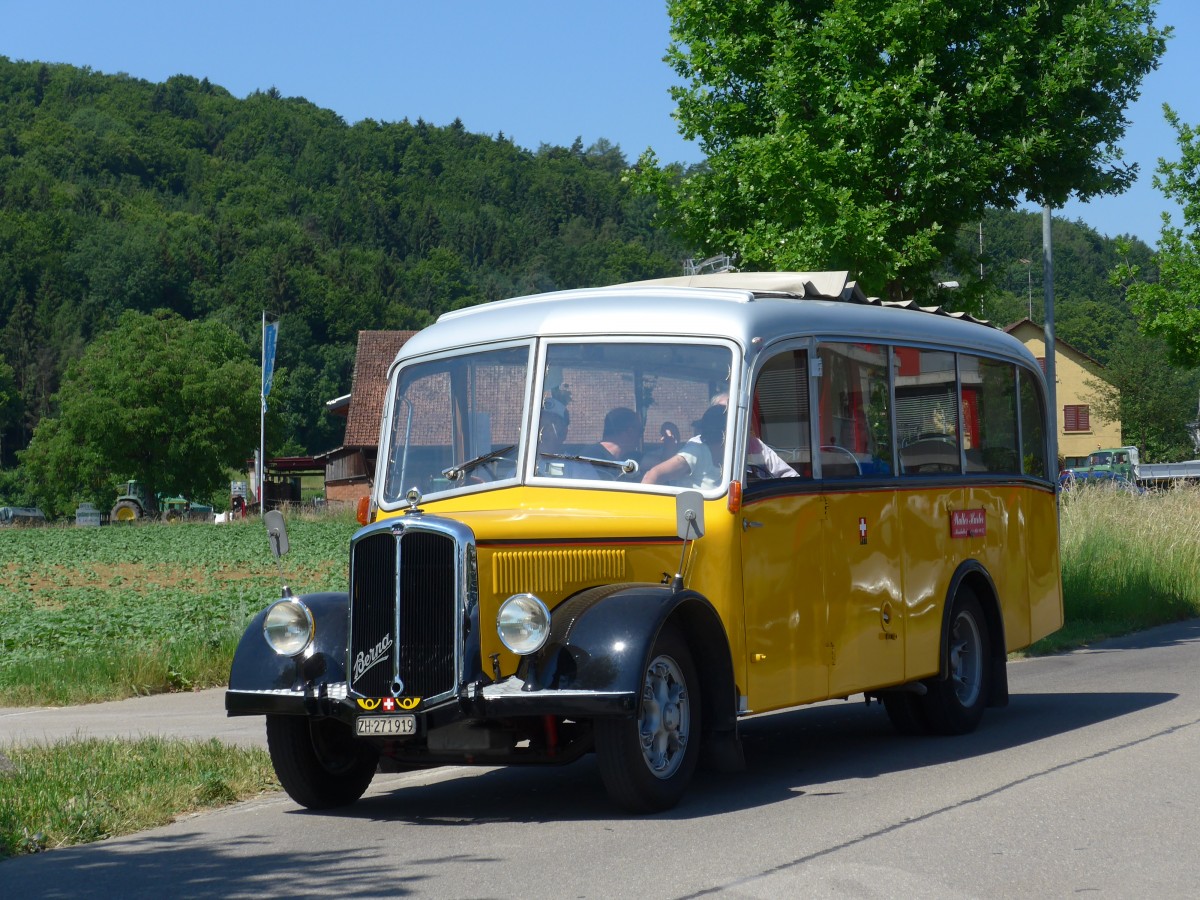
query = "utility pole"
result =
(1019, 258, 1033, 321)
(1042, 207, 1057, 469)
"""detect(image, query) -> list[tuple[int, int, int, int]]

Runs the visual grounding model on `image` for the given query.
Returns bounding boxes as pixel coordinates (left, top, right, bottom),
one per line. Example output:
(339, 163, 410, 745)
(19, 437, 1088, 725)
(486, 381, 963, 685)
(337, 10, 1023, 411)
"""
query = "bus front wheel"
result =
(266, 714, 379, 809)
(595, 623, 701, 813)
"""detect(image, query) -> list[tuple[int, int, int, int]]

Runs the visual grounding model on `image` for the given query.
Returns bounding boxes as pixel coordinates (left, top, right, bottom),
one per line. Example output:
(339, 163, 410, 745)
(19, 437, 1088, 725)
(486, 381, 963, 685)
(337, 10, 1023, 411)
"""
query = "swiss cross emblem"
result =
(858, 517, 868, 545)
(382, 697, 395, 712)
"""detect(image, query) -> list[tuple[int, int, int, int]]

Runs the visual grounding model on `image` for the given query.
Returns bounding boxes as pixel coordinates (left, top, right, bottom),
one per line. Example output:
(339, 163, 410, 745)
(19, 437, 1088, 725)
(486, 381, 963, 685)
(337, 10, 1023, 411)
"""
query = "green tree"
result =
(641, 0, 1168, 301)
(1120, 107, 1200, 367)
(1085, 331, 1200, 463)
(0, 354, 18, 466)
(20, 310, 259, 516)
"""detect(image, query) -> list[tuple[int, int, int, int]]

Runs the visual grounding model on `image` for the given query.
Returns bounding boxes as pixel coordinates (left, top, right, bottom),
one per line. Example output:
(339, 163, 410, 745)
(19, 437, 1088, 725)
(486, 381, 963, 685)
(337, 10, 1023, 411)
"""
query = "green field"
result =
(3, 487, 1199, 705)
(0, 509, 359, 706)
(1031, 482, 1200, 653)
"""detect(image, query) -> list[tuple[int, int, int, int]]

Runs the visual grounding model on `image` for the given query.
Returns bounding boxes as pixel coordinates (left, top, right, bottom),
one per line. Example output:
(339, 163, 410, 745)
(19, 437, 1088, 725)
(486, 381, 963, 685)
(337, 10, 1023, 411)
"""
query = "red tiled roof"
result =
(343, 331, 416, 447)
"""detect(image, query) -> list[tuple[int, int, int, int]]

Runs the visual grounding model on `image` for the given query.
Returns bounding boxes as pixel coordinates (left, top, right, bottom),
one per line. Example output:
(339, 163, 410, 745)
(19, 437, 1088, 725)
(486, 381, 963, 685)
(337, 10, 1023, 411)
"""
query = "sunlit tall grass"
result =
(1030, 483, 1200, 653)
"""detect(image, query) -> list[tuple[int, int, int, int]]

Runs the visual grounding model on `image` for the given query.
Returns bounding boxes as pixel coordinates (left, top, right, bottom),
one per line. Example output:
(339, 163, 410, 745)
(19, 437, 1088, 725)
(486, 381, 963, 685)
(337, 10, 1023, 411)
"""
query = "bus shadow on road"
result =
(321, 685, 1174, 824)
(0, 691, 1174, 898)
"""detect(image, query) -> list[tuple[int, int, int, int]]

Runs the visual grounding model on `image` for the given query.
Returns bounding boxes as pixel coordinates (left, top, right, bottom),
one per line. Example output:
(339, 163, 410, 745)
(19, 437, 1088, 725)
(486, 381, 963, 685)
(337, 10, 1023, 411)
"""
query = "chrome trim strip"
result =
(479, 676, 631, 702)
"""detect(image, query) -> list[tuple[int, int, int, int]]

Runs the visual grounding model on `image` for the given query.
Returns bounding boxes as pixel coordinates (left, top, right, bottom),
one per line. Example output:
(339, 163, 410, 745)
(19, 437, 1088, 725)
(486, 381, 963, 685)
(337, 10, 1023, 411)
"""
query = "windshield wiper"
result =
(443, 444, 517, 481)
(539, 451, 639, 476)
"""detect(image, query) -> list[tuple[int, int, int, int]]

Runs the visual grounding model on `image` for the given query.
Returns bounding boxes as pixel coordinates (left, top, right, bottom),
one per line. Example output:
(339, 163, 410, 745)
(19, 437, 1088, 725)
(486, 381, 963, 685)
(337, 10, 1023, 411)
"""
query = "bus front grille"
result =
(348, 527, 459, 702)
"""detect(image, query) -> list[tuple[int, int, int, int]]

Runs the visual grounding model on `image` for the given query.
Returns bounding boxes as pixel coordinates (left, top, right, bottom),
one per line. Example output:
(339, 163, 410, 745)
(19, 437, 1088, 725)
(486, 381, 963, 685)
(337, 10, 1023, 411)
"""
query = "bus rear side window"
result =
(1019, 368, 1049, 479)
(963, 355, 1021, 474)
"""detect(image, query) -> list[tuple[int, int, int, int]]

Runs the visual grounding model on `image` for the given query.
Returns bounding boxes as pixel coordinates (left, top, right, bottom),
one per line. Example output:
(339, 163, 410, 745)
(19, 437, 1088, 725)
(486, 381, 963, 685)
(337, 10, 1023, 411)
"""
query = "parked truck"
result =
(1061, 446, 1200, 490)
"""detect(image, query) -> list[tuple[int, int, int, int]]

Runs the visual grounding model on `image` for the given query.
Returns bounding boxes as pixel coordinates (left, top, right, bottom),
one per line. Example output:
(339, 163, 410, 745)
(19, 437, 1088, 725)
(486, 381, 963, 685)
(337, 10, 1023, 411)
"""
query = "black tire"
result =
(110, 500, 142, 523)
(266, 714, 379, 810)
(920, 589, 990, 735)
(595, 623, 701, 813)
(882, 691, 931, 736)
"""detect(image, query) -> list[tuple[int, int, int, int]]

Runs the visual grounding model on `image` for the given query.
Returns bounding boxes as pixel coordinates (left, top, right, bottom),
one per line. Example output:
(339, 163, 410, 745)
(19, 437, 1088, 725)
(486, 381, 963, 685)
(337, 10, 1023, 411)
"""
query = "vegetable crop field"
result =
(0, 511, 359, 706)
(2, 488, 1199, 706)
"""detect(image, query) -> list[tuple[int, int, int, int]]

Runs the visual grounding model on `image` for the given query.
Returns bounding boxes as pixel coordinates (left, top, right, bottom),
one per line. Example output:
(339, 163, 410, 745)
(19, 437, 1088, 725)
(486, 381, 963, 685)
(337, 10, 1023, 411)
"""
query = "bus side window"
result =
(751, 349, 813, 479)
(965, 354, 1021, 474)
(816, 342, 892, 477)
(895, 347, 960, 475)
(1019, 368, 1049, 479)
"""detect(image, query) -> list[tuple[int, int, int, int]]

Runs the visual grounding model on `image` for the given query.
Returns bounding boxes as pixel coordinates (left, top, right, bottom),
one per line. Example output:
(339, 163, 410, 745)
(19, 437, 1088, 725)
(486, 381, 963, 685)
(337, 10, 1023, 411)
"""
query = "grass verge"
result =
(1027, 483, 1200, 654)
(0, 737, 277, 859)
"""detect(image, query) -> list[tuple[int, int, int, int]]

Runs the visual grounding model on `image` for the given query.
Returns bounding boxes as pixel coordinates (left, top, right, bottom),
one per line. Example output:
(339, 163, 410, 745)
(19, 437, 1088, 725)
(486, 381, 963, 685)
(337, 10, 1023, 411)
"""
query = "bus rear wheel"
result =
(921, 589, 990, 735)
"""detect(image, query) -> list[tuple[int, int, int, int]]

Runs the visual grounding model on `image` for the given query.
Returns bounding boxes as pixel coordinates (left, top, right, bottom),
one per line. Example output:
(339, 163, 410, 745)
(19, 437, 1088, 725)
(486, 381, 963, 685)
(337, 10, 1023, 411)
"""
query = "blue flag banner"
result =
(262, 320, 279, 400)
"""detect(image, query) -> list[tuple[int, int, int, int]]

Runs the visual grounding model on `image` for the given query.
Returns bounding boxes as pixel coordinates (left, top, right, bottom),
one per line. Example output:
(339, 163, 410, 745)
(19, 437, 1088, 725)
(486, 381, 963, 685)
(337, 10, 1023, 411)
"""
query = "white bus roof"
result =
(394, 272, 1031, 370)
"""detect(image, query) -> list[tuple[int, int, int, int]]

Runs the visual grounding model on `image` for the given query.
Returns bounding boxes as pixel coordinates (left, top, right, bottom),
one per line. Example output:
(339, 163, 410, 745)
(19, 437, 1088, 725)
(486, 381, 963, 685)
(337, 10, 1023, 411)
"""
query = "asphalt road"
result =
(2, 619, 1198, 899)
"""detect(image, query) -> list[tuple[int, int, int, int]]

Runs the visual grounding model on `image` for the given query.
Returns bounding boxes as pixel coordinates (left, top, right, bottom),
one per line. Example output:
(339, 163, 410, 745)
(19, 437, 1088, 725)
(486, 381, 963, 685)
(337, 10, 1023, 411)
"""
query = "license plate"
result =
(355, 715, 416, 736)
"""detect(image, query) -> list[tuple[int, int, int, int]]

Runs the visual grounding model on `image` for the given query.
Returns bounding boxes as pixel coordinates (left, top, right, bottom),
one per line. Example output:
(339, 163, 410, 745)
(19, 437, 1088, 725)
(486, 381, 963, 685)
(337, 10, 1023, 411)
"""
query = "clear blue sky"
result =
(2, 0, 1197, 246)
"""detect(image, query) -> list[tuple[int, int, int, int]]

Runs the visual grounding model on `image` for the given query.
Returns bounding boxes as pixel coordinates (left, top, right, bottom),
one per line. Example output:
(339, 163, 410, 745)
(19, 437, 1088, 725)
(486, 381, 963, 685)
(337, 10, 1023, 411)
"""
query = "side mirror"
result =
(675, 490, 705, 540)
(264, 509, 290, 559)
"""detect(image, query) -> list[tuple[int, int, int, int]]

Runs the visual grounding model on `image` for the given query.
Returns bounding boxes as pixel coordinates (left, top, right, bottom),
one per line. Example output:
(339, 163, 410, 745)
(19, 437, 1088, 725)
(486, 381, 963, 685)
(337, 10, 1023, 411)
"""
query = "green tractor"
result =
(111, 480, 151, 522)
(110, 480, 214, 523)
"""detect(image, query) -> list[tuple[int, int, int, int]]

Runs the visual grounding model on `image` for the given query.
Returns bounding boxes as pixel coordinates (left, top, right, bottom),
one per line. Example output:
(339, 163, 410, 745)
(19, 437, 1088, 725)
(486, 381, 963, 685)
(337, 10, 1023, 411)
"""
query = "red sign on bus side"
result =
(950, 508, 986, 538)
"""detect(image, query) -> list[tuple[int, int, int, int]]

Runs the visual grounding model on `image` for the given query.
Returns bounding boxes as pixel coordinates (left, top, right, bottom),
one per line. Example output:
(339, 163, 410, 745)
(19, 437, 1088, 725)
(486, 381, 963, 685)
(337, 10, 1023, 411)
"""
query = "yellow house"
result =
(1004, 319, 1121, 467)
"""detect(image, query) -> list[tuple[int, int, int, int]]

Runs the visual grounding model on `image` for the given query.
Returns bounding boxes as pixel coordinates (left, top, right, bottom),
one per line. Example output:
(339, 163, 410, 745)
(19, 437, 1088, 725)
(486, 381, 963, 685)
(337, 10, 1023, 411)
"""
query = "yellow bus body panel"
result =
(378, 477, 1061, 713)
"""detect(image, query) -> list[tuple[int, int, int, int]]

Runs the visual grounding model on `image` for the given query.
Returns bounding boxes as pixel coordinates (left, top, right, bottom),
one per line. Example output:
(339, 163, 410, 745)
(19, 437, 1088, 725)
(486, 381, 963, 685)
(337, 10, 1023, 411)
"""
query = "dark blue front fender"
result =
(505, 583, 736, 734)
(226, 592, 348, 715)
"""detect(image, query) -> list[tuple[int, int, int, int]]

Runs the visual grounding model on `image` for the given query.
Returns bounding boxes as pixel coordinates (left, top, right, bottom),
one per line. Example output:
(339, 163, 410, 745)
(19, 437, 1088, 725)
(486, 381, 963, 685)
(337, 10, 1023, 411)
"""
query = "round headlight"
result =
(497, 593, 551, 655)
(262, 598, 314, 657)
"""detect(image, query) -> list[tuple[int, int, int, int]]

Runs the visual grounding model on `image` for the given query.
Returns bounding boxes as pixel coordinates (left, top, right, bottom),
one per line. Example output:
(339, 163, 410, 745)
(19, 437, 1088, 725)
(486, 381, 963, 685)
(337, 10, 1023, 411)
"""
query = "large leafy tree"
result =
(20, 310, 259, 516)
(0, 354, 18, 466)
(1086, 331, 1200, 463)
(1121, 107, 1200, 367)
(641, 0, 1168, 301)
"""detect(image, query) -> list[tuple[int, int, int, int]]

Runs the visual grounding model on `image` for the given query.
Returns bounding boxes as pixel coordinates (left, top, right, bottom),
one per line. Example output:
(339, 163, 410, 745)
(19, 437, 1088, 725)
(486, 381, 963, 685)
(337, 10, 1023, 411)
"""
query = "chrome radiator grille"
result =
(348, 527, 459, 702)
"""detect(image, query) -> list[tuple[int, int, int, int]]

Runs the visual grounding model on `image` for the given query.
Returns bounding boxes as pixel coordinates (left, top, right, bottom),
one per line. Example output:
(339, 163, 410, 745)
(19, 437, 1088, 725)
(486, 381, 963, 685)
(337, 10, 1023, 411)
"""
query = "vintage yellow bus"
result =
(227, 272, 1062, 812)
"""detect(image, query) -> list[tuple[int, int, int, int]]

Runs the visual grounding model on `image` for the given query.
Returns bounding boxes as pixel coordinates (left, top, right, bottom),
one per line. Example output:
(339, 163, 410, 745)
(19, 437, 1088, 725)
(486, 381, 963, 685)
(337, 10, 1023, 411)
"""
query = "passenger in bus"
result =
(579, 407, 643, 478)
(639, 420, 681, 471)
(708, 392, 798, 479)
(642, 404, 725, 489)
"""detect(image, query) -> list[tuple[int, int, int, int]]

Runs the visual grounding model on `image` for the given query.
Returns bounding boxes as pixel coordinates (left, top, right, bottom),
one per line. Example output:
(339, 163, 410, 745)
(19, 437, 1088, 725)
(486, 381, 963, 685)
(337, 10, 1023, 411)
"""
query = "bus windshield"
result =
(380, 340, 735, 502)
(382, 344, 531, 502)
(535, 341, 734, 491)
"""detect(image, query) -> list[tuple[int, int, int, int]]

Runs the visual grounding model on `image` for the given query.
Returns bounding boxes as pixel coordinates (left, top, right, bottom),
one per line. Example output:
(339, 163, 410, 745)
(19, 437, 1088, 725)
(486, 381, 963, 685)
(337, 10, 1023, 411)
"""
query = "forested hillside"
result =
(1, 56, 1195, 486)
(0, 57, 688, 466)
(947, 211, 1200, 462)
(955, 209, 1154, 365)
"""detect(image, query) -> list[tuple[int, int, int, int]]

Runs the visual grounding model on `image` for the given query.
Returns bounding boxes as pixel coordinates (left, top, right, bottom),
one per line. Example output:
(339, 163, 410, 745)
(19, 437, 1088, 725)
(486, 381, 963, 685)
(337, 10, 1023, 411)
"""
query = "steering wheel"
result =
(819, 445, 863, 476)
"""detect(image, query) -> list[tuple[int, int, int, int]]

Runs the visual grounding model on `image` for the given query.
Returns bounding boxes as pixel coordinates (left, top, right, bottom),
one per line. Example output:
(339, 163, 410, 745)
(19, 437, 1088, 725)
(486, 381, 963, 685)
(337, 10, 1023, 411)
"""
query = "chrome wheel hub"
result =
(638, 655, 690, 779)
(949, 611, 983, 708)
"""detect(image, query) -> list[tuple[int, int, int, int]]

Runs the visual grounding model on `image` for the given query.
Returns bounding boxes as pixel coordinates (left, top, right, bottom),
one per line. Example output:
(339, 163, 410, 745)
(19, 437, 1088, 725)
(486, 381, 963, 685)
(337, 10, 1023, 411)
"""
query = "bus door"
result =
(820, 487, 904, 696)
(739, 345, 829, 711)
(815, 342, 906, 697)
